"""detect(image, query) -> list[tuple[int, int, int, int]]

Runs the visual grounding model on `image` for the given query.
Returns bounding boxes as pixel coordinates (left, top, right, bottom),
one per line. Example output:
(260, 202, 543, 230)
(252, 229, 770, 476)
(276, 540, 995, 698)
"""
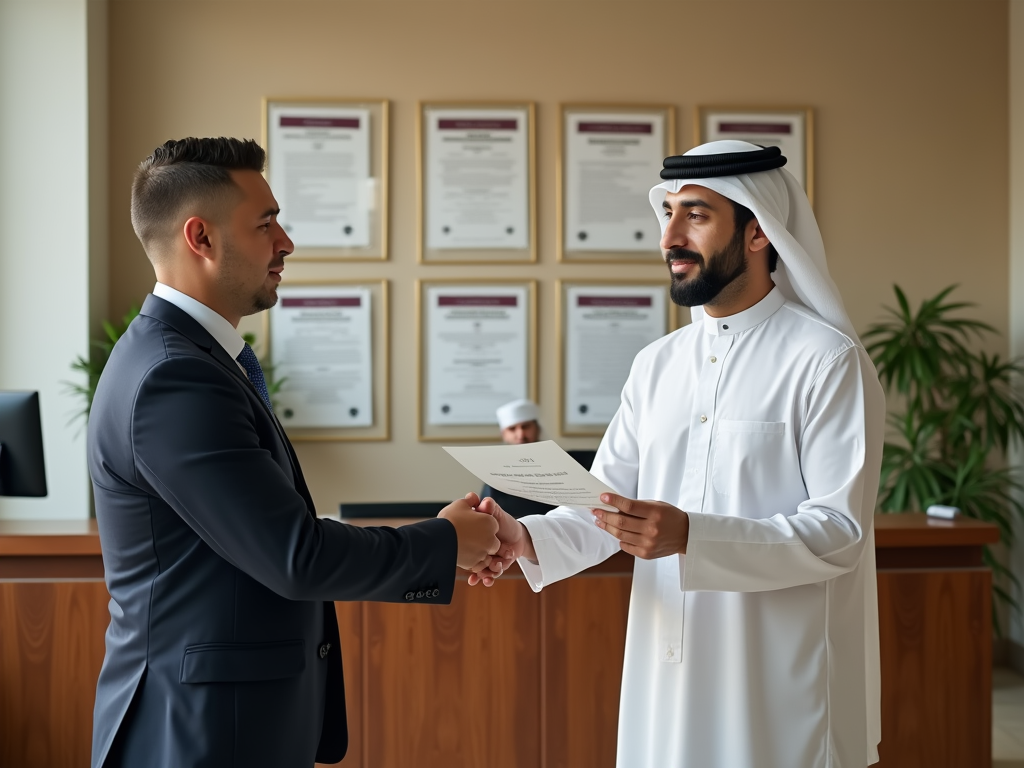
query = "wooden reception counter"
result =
(0, 514, 999, 768)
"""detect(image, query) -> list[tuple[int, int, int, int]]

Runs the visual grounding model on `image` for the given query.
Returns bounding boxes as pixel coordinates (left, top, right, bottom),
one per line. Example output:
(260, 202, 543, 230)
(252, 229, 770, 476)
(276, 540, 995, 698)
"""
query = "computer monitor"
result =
(0, 391, 48, 497)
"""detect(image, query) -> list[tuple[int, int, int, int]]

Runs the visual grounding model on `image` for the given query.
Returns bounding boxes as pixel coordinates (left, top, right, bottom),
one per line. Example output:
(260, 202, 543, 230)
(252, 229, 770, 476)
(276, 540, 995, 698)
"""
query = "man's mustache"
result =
(666, 247, 704, 266)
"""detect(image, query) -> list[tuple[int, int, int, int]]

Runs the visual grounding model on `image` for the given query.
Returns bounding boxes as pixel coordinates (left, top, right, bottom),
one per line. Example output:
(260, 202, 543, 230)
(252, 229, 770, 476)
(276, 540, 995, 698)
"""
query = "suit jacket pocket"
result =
(180, 639, 306, 684)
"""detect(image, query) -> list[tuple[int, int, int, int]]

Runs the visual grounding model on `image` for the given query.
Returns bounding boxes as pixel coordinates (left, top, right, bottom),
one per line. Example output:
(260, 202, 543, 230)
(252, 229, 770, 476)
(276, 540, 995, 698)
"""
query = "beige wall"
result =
(107, 0, 1009, 512)
(0, 0, 106, 520)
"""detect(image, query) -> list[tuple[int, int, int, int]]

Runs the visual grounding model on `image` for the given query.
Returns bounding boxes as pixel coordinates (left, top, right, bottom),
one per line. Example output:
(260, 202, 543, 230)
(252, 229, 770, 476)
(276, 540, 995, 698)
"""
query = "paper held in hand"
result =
(443, 440, 618, 511)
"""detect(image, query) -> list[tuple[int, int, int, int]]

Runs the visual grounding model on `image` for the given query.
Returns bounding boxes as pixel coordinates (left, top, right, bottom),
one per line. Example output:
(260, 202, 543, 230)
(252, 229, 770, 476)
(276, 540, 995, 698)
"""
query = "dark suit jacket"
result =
(87, 295, 457, 768)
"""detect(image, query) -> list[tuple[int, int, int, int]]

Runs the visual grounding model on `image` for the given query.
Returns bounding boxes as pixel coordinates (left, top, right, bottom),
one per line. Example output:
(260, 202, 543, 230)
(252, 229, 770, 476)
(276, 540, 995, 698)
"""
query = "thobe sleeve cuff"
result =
(678, 510, 860, 593)
(516, 508, 618, 592)
(679, 510, 705, 591)
(518, 515, 552, 592)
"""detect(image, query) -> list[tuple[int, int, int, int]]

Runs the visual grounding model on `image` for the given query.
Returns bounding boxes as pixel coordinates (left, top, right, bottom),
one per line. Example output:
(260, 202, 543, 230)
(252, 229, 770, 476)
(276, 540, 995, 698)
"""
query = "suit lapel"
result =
(139, 295, 316, 515)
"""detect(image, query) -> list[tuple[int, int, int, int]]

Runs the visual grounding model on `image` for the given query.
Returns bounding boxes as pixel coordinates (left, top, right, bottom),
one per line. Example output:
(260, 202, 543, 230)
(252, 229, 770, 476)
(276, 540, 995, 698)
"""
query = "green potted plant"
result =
(864, 285, 1024, 629)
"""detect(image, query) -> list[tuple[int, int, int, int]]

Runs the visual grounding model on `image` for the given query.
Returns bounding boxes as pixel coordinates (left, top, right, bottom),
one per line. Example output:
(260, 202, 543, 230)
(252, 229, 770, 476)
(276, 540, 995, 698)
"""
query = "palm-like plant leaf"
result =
(63, 306, 140, 423)
(866, 285, 1024, 635)
(864, 285, 994, 403)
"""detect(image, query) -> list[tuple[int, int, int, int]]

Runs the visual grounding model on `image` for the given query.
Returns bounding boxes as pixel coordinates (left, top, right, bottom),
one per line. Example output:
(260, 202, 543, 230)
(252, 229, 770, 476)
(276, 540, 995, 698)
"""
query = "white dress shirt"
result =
(152, 283, 245, 373)
(519, 287, 886, 768)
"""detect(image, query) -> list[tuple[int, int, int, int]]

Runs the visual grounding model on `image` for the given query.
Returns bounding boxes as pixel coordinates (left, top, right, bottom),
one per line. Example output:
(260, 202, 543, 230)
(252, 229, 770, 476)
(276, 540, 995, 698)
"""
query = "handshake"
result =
(438, 490, 691, 583)
(437, 492, 533, 587)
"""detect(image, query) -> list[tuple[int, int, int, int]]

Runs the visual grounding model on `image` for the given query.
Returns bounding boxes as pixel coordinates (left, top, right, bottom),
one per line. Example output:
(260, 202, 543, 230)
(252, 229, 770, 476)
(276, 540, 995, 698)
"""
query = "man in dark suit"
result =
(88, 138, 504, 768)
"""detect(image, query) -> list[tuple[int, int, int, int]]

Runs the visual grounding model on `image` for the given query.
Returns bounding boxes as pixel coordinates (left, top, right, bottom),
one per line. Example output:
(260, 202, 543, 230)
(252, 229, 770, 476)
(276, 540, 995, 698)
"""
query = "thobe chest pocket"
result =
(711, 420, 787, 499)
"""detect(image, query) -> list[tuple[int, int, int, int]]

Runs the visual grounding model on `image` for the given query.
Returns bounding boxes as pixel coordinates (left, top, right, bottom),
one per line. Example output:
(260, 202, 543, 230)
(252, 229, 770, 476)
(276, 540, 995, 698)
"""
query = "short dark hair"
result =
(130, 137, 266, 259)
(730, 200, 779, 273)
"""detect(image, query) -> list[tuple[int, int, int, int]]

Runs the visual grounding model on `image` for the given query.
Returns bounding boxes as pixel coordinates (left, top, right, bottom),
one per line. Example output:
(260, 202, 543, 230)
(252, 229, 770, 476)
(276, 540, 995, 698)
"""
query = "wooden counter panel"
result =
(363, 579, 541, 768)
(542, 574, 631, 768)
(875, 568, 991, 768)
(874, 513, 1000, 548)
(0, 582, 108, 768)
(0, 513, 1001, 768)
(875, 546, 984, 570)
(0, 520, 100, 556)
(0, 555, 104, 581)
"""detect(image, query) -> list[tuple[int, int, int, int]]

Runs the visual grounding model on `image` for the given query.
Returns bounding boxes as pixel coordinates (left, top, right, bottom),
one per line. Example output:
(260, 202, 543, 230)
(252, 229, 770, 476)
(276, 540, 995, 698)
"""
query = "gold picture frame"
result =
(558, 279, 680, 437)
(261, 279, 390, 442)
(694, 105, 814, 206)
(417, 101, 537, 264)
(557, 103, 676, 264)
(417, 279, 538, 442)
(262, 97, 389, 261)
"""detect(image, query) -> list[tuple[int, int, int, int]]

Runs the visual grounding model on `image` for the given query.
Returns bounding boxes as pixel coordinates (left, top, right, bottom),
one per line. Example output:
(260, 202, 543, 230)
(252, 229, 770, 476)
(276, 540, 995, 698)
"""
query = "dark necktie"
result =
(236, 343, 273, 412)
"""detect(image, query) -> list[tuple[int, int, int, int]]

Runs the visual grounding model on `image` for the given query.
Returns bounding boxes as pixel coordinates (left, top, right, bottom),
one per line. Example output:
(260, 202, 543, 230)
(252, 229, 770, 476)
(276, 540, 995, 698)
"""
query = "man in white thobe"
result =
(471, 141, 886, 768)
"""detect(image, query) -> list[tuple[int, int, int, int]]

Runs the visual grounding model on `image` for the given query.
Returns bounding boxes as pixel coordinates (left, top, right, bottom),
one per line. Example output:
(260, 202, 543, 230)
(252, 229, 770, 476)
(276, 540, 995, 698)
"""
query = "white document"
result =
(426, 284, 529, 425)
(267, 105, 373, 248)
(565, 285, 667, 426)
(424, 108, 530, 250)
(270, 285, 373, 428)
(444, 441, 617, 511)
(564, 112, 664, 253)
(703, 111, 807, 192)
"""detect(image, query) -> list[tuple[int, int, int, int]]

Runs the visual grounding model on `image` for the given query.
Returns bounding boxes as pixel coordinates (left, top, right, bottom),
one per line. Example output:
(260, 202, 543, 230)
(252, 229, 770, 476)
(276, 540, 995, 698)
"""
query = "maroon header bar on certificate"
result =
(281, 297, 362, 308)
(577, 296, 653, 307)
(716, 121, 791, 135)
(280, 117, 361, 129)
(437, 119, 518, 131)
(438, 296, 518, 307)
(577, 122, 653, 134)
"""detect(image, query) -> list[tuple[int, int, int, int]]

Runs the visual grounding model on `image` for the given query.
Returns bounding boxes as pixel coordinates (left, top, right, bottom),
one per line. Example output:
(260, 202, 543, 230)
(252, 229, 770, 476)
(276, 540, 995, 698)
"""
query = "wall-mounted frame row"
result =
(260, 279, 680, 442)
(262, 98, 814, 264)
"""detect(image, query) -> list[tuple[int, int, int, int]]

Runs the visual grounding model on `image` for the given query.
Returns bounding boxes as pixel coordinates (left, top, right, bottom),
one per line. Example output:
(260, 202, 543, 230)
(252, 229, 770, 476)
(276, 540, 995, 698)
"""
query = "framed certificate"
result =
(559, 280, 679, 436)
(417, 102, 536, 263)
(558, 104, 675, 263)
(264, 280, 390, 441)
(418, 280, 537, 441)
(695, 106, 814, 205)
(263, 98, 389, 261)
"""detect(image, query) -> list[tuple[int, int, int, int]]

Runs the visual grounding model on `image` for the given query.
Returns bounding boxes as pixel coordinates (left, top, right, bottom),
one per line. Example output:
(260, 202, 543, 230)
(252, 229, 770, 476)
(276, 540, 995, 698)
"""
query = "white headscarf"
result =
(649, 140, 860, 345)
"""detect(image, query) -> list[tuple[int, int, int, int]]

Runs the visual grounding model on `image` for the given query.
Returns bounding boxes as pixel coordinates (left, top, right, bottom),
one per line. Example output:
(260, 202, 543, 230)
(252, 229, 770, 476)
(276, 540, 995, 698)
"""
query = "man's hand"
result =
(462, 493, 533, 587)
(439, 498, 500, 571)
(592, 493, 689, 559)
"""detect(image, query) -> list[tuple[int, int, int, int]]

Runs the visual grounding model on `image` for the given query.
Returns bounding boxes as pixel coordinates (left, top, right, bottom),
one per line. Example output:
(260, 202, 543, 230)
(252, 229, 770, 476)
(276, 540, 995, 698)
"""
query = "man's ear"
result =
(182, 216, 217, 262)
(747, 220, 772, 255)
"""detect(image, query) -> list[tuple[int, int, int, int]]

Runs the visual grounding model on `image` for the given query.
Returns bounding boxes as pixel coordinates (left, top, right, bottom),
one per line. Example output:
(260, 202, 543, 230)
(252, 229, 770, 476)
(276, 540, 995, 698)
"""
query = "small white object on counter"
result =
(926, 504, 960, 519)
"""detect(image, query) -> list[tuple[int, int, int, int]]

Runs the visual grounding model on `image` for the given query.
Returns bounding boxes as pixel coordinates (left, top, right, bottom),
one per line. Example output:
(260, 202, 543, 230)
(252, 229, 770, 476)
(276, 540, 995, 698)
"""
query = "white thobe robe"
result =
(519, 287, 885, 768)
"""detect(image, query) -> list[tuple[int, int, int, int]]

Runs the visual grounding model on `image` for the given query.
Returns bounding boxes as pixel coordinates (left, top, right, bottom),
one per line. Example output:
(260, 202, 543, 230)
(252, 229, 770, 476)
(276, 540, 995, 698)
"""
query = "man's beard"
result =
(250, 283, 278, 315)
(220, 238, 280, 316)
(667, 226, 748, 307)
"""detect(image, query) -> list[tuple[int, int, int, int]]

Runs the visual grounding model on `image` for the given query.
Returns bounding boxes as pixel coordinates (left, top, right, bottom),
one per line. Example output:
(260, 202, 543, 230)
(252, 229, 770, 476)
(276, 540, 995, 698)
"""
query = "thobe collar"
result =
(700, 286, 785, 337)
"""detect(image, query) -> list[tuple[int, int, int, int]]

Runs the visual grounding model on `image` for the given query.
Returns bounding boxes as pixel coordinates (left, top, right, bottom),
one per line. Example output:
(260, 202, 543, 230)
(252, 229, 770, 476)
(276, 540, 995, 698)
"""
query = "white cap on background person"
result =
(496, 398, 540, 431)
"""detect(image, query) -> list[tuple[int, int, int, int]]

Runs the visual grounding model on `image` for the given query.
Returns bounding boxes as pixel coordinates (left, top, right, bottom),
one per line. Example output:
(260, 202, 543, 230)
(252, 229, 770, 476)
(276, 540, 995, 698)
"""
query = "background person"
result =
(480, 398, 555, 519)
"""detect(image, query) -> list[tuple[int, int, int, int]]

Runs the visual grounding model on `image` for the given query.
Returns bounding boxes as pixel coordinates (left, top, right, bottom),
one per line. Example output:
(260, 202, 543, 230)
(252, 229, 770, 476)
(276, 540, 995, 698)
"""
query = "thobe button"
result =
(700, 415, 707, 423)
(319, 642, 331, 659)
(710, 356, 717, 363)
(666, 648, 674, 658)
(404, 591, 415, 601)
